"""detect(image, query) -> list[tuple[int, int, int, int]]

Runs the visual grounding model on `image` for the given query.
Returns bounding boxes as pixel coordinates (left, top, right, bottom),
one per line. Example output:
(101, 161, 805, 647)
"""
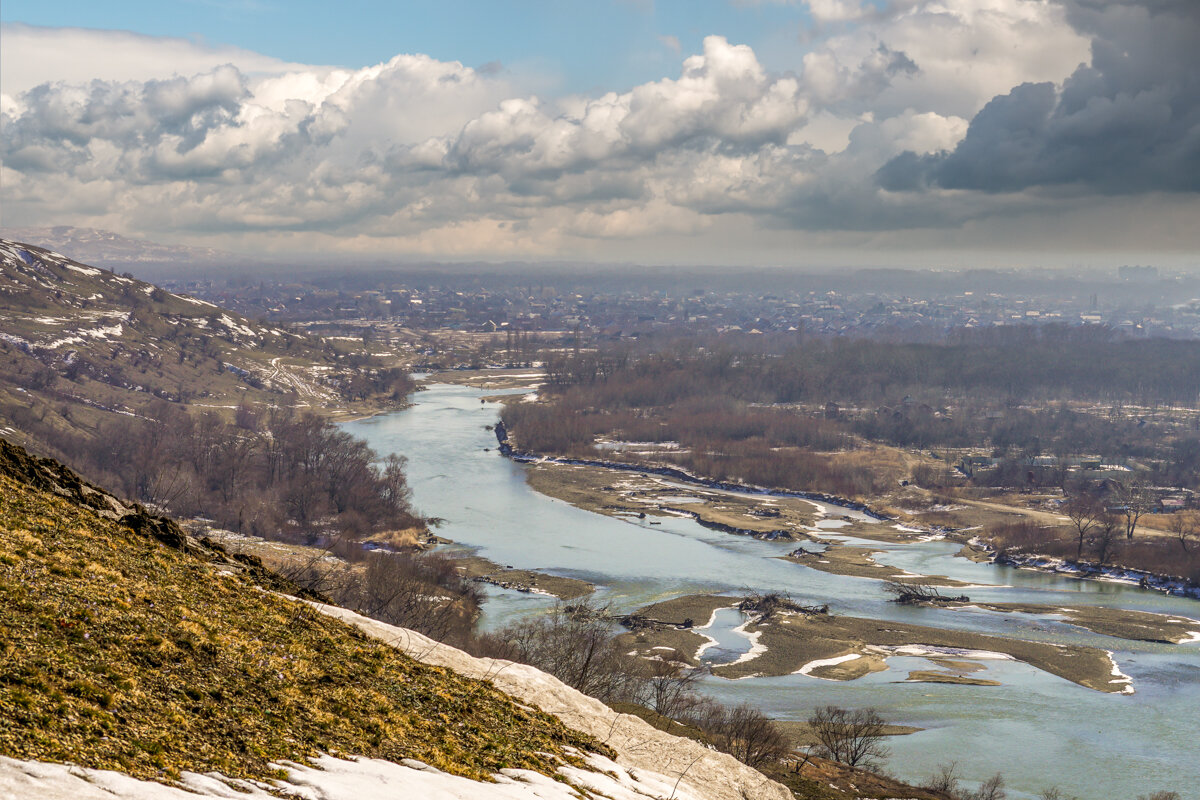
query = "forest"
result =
(56, 400, 425, 543)
(506, 326, 1200, 496)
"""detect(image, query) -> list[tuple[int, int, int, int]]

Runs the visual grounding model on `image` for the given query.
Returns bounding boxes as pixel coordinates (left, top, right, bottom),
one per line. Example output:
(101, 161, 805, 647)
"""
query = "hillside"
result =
(0, 436, 799, 799)
(0, 226, 252, 271)
(0, 238, 408, 461)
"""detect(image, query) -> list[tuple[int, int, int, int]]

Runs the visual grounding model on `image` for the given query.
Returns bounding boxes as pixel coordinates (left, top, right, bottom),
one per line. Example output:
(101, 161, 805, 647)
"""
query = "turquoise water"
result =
(344, 383, 1200, 799)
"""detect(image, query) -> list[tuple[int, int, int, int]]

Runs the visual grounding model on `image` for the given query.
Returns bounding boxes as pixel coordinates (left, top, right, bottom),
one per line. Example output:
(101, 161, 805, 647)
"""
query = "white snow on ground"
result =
(692, 606, 727, 659)
(0, 332, 30, 348)
(1107, 651, 1135, 695)
(171, 292, 217, 307)
(310, 602, 792, 800)
(795, 653, 862, 677)
(727, 617, 767, 666)
(83, 323, 124, 340)
(0, 243, 33, 264)
(875, 645, 1016, 660)
(0, 751, 704, 800)
(218, 314, 257, 338)
(1179, 631, 1200, 644)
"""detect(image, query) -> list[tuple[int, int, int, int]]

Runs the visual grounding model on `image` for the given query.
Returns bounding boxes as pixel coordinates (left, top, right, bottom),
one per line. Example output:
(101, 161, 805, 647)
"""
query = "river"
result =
(343, 382, 1200, 799)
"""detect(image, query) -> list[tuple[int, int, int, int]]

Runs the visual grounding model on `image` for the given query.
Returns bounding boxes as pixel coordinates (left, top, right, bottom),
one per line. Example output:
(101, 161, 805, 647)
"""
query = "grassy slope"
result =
(0, 439, 605, 785)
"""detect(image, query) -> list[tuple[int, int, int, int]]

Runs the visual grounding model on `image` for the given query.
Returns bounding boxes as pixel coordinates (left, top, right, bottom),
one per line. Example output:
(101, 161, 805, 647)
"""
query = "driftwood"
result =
(884, 581, 968, 605)
(739, 591, 828, 620)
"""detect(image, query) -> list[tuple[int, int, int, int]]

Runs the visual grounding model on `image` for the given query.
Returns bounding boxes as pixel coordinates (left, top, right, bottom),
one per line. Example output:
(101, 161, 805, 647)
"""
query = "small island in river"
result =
(617, 593, 1200, 694)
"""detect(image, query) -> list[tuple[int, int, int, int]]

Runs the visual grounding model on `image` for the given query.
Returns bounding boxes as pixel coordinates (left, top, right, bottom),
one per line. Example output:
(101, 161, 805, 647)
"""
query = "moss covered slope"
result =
(0, 438, 605, 784)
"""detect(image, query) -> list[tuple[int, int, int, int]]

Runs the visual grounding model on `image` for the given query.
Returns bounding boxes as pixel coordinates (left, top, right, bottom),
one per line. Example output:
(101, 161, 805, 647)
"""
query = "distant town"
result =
(161, 264, 1200, 343)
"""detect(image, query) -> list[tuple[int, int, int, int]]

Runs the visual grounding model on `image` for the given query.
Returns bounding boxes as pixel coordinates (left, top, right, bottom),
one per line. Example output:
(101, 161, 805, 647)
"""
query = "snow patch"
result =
(172, 292, 217, 307)
(0, 752, 709, 800)
(1106, 651, 1135, 694)
(728, 618, 766, 666)
(308, 602, 792, 800)
(874, 645, 1015, 661)
(795, 653, 862, 677)
(218, 314, 257, 338)
(64, 263, 101, 277)
(692, 606, 727, 660)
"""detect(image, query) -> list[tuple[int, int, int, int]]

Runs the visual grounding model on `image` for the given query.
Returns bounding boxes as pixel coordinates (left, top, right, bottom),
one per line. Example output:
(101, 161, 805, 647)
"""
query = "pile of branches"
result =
(884, 581, 968, 605)
(739, 591, 828, 621)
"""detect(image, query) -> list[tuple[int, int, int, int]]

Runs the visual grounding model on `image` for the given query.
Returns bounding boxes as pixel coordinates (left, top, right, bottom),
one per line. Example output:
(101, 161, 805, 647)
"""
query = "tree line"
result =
(58, 400, 423, 544)
(511, 328, 1200, 496)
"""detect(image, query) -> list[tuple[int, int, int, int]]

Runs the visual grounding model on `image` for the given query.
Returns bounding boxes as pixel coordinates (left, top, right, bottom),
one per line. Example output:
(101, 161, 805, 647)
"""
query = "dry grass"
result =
(0, 461, 608, 785)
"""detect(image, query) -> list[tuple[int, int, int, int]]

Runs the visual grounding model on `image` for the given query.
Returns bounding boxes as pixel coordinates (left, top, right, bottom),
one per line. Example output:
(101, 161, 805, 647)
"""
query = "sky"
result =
(1, 0, 1197, 269)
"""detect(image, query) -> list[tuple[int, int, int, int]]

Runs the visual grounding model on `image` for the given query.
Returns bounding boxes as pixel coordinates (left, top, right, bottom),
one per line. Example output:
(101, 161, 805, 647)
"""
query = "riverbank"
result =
(943, 601, 1200, 644)
(622, 594, 1137, 694)
(501, 418, 1200, 603)
(495, 421, 892, 520)
(783, 544, 972, 588)
(990, 548, 1200, 600)
(453, 555, 594, 600)
(522, 462, 823, 539)
(340, 380, 1200, 797)
(522, 459, 983, 590)
(425, 368, 544, 390)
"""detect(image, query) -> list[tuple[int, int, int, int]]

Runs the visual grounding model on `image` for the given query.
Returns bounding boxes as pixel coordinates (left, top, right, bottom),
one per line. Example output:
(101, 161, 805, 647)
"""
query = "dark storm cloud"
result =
(877, 0, 1200, 194)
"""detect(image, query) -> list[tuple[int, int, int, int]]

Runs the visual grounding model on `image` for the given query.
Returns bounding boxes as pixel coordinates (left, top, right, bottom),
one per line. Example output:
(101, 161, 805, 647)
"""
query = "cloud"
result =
(0, 23, 311, 96)
(878, 0, 1200, 194)
(806, 0, 867, 23)
(1, 3, 1196, 264)
(657, 34, 682, 55)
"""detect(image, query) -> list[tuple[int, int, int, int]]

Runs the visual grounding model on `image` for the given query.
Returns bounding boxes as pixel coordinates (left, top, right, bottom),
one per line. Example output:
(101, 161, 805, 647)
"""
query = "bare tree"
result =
(495, 601, 641, 703)
(1169, 511, 1199, 553)
(349, 551, 481, 644)
(643, 654, 704, 720)
(1037, 788, 1075, 800)
(693, 701, 788, 770)
(807, 705, 890, 770)
(1091, 514, 1123, 566)
(884, 580, 967, 605)
(1113, 477, 1153, 540)
(970, 774, 1006, 800)
(1064, 493, 1104, 560)
(922, 761, 962, 794)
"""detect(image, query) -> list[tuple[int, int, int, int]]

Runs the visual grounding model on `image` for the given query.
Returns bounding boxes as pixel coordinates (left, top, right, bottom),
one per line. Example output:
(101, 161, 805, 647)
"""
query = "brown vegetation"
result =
(806, 705, 890, 770)
(985, 518, 1200, 583)
(0, 439, 604, 786)
(47, 401, 424, 544)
